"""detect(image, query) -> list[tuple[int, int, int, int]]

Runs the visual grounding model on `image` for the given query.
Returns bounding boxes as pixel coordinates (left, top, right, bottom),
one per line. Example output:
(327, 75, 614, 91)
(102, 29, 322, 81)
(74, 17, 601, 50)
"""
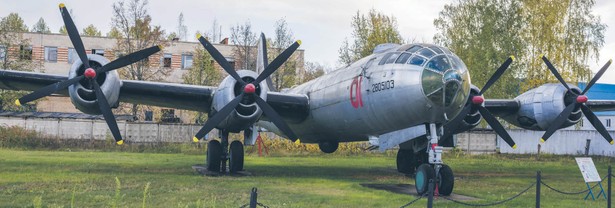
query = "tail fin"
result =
(256, 33, 276, 91)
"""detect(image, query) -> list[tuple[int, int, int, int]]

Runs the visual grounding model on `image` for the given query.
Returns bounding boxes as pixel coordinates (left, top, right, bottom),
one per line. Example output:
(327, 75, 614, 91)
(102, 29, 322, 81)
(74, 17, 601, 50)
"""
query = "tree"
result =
(31, 17, 50, 33)
(301, 61, 326, 83)
(434, 0, 525, 98)
(230, 21, 257, 70)
(434, 0, 605, 96)
(0, 13, 38, 111)
(111, 0, 169, 118)
(268, 18, 299, 90)
(211, 19, 222, 43)
(58, 26, 67, 34)
(182, 46, 222, 123)
(106, 27, 121, 38)
(81, 24, 102, 37)
(0, 13, 28, 32)
(176, 12, 187, 41)
(338, 9, 403, 65)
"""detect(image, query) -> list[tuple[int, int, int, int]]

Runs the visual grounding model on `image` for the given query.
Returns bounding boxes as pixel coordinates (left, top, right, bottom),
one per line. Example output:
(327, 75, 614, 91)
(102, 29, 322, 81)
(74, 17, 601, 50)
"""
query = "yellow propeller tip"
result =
(540, 138, 545, 143)
(192, 137, 199, 143)
(539, 53, 545, 59)
(157, 45, 164, 50)
(609, 59, 613, 64)
(509, 55, 515, 61)
(512, 144, 517, 149)
(116, 140, 124, 145)
(294, 139, 301, 144)
(59, 3, 65, 8)
(196, 33, 202, 39)
(297, 40, 302, 45)
(14, 99, 21, 106)
(610, 140, 614, 145)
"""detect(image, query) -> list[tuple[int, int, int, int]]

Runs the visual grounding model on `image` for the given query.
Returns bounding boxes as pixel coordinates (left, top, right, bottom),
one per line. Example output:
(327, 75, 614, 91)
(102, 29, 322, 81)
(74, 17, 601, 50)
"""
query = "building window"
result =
(0, 45, 6, 60)
(91, 49, 104, 56)
(19, 45, 32, 60)
(181, 54, 193, 69)
(44, 46, 58, 62)
(161, 53, 172, 68)
(68, 48, 76, 64)
(607, 119, 611, 128)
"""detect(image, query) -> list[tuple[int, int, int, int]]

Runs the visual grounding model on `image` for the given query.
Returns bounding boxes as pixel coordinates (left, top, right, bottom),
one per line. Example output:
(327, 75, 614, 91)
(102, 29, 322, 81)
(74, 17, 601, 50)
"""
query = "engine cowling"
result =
(68, 55, 121, 115)
(211, 70, 268, 132)
(501, 83, 582, 131)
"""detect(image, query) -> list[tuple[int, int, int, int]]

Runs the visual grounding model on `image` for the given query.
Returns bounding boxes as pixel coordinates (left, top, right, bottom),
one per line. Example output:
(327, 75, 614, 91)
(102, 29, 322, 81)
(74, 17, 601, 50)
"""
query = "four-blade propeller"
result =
(540, 55, 613, 144)
(14, 3, 162, 145)
(444, 56, 518, 149)
(192, 34, 300, 142)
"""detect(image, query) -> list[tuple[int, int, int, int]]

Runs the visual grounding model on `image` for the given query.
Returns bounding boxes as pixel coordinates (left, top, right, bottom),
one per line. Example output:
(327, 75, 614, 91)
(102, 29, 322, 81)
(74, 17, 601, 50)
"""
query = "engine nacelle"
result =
(501, 83, 582, 131)
(212, 70, 268, 132)
(68, 55, 121, 115)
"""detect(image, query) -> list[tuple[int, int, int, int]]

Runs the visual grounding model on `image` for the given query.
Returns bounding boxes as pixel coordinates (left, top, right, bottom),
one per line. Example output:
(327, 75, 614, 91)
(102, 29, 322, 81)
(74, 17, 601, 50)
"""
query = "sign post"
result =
(576, 157, 606, 200)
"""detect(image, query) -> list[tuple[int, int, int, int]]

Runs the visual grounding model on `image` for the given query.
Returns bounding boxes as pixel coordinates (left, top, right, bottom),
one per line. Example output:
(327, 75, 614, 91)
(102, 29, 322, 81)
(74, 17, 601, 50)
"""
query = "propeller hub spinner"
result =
(244, 83, 256, 94)
(576, 95, 588, 103)
(471, 96, 485, 105)
(84, 68, 96, 79)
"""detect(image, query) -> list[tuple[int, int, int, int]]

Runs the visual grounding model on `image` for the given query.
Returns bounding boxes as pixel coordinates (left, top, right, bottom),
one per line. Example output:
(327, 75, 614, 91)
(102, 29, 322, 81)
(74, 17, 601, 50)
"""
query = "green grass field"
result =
(0, 148, 613, 208)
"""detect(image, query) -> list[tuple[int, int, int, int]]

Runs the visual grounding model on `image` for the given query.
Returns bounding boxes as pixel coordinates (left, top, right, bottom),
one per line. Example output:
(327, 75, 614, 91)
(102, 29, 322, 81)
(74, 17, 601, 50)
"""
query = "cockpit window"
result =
(426, 55, 452, 72)
(395, 53, 411, 64)
(378, 53, 394, 65)
(418, 48, 436, 58)
(406, 45, 422, 53)
(408, 56, 426, 66)
(428, 46, 443, 54)
(385, 52, 401, 64)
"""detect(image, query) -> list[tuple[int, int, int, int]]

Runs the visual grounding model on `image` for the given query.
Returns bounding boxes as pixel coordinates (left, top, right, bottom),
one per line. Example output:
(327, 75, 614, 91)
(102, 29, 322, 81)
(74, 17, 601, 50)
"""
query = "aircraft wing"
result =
(0, 70, 309, 123)
(483, 98, 615, 116)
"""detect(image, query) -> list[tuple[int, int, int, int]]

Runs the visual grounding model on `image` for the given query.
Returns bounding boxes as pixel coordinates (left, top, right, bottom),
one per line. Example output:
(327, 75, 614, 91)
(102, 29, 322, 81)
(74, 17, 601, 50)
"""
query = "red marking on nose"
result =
(244, 83, 256, 94)
(472, 96, 485, 105)
(576, 95, 588, 103)
(84, 68, 96, 79)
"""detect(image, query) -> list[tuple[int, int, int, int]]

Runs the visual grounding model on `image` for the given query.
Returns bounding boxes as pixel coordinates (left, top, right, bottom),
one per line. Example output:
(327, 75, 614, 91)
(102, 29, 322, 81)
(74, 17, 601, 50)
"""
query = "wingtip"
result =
(512, 144, 517, 149)
(540, 138, 545, 143)
(510, 55, 515, 61)
(59, 3, 65, 8)
(116, 140, 124, 145)
(14, 99, 21, 106)
(192, 137, 199, 143)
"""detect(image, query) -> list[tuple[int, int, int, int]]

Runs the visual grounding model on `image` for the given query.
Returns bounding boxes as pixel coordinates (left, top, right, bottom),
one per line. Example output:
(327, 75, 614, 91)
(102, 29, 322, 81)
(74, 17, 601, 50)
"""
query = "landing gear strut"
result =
(205, 130, 245, 174)
(412, 124, 455, 196)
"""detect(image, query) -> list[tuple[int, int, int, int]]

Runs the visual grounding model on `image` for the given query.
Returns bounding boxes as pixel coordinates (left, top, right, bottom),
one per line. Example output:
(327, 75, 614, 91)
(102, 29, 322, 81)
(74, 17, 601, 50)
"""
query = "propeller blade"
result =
(581, 105, 614, 144)
(91, 80, 123, 144)
(479, 56, 514, 95)
(541, 55, 571, 92)
(16, 75, 84, 105)
(193, 93, 245, 141)
(254, 96, 298, 141)
(253, 40, 301, 85)
(478, 106, 517, 148)
(197, 34, 245, 85)
(442, 104, 473, 139)
(59, 4, 89, 69)
(582, 59, 612, 95)
(540, 103, 577, 143)
(97, 45, 162, 74)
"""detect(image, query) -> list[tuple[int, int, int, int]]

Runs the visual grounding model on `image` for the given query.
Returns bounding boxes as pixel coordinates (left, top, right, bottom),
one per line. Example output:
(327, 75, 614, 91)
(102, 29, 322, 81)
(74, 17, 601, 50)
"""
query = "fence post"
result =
(536, 171, 541, 208)
(250, 187, 258, 208)
(427, 179, 434, 208)
(584, 139, 591, 156)
(608, 166, 612, 208)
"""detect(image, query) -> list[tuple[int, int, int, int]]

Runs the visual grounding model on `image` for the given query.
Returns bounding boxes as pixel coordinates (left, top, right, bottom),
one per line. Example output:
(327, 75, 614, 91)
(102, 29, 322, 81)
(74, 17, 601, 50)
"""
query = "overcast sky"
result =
(2, 0, 615, 84)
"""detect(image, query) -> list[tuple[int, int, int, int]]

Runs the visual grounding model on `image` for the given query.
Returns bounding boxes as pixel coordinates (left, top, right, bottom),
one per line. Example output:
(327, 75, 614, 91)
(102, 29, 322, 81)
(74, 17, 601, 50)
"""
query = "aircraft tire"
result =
(415, 164, 435, 195)
(207, 140, 222, 172)
(396, 149, 416, 174)
(229, 140, 244, 173)
(318, 141, 339, 153)
(438, 164, 454, 196)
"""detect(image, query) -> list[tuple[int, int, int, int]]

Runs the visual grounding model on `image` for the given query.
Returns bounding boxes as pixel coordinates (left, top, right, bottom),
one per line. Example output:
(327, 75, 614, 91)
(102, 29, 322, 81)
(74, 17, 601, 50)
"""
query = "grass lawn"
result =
(0, 148, 613, 208)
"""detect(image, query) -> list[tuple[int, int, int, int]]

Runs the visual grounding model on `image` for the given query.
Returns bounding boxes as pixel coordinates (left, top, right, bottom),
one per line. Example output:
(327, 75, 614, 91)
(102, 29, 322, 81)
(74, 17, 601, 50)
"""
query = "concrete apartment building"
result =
(2, 32, 305, 123)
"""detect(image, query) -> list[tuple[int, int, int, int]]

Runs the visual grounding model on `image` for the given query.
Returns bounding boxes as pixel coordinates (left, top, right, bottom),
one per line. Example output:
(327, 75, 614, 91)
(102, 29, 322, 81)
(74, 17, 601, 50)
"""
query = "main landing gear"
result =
(206, 130, 245, 174)
(397, 124, 455, 196)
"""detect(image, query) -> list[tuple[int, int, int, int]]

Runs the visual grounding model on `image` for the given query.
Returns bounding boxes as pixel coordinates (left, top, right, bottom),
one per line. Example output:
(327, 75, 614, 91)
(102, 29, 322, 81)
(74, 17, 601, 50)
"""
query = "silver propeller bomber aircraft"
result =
(2, 3, 615, 196)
